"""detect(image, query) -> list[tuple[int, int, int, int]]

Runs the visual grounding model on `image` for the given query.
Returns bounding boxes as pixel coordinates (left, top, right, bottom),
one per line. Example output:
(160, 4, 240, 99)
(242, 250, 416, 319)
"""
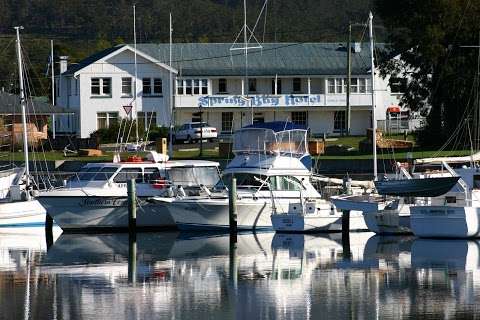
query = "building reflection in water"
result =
(1, 228, 480, 319)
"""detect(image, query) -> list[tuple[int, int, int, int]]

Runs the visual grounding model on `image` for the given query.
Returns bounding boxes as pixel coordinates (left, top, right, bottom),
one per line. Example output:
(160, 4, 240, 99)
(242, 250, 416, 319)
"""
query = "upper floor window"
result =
(91, 77, 111, 96)
(177, 78, 208, 95)
(389, 77, 407, 94)
(143, 78, 162, 96)
(328, 77, 369, 94)
(218, 78, 227, 93)
(122, 77, 132, 96)
(293, 78, 302, 93)
(248, 78, 257, 93)
(271, 78, 282, 94)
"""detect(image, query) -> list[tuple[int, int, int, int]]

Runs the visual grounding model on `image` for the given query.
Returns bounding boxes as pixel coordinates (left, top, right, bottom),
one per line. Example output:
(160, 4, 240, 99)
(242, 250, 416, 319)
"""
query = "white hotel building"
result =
(55, 42, 407, 138)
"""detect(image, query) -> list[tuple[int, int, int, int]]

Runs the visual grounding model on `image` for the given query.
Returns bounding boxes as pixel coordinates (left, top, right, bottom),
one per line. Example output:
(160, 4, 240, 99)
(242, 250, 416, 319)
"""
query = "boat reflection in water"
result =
(2, 229, 480, 318)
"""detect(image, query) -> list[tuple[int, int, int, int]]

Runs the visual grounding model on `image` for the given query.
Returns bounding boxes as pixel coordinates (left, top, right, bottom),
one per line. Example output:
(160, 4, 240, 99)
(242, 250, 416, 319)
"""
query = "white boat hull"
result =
(362, 206, 412, 234)
(158, 197, 368, 231)
(0, 200, 46, 227)
(39, 196, 174, 231)
(411, 206, 480, 238)
(271, 211, 368, 232)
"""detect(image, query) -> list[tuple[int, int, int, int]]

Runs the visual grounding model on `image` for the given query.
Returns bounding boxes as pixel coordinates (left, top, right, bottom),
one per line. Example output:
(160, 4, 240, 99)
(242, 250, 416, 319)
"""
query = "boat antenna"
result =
(369, 12, 377, 180)
(230, 0, 266, 125)
(14, 26, 30, 199)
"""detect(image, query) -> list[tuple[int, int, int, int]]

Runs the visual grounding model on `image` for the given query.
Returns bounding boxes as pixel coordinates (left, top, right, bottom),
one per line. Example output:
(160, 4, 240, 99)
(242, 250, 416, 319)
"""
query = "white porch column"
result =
(241, 78, 245, 95)
(307, 77, 311, 95)
(274, 75, 278, 95)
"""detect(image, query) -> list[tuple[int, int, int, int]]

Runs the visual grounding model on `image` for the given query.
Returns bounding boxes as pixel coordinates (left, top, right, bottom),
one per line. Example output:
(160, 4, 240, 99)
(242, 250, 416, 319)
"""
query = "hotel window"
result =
(293, 78, 302, 93)
(91, 77, 111, 96)
(122, 77, 132, 96)
(201, 79, 208, 94)
(137, 111, 157, 132)
(334, 111, 346, 132)
(185, 79, 193, 94)
(192, 112, 202, 123)
(142, 78, 151, 95)
(350, 78, 358, 93)
(336, 78, 343, 93)
(194, 79, 200, 94)
(221, 112, 234, 133)
(271, 78, 282, 94)
(218, 78, 227, 93)
(291, 111, 308, 126)
(153, 78, 163, 94)
(328, 78, 335, 94)
(359, 78, 368, 93)
(253, 112, 264, 124)
(248, 78, 257, 93)
(97, 112, 118, 129)
(177, 79, 184, 95)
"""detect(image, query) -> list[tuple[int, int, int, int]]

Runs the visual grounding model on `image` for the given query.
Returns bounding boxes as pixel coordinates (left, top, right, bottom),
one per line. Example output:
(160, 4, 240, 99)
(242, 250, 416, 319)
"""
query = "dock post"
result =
(342, 210, 351, 260)
(45, 214, 53, 250)
(127, 179, 137, 233)
(229, 176, 237, 238)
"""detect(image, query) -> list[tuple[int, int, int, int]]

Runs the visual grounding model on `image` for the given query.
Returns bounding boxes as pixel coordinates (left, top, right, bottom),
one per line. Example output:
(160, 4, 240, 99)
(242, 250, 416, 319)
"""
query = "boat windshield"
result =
(76, 167, 118, 181)
(233, 128, 307, 156)
(169, 166, 220, 187)
(217, 173, 270, 191)
(275, 130, 307, 155)
(233, 128, 277, 154)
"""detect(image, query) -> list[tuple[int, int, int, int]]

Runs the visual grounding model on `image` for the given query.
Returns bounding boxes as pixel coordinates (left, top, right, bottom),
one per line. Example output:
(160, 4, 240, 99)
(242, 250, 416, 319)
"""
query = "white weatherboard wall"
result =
(61, 48, 173, 138)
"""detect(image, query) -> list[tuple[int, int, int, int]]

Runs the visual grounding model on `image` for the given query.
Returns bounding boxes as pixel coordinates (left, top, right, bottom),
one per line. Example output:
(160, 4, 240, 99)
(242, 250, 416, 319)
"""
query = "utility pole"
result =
(51, 40, 56, 140)
(369, 12, 377, 180)
(346, 23, 352, 136)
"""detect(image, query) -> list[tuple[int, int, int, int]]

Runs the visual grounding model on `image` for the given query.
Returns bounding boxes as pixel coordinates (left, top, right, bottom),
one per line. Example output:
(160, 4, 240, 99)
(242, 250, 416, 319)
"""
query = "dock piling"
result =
(127, 179, 137, 233)
(45, 214, 53, 250)
(229, 176, 238, 237)
(342, 209, 351, 260)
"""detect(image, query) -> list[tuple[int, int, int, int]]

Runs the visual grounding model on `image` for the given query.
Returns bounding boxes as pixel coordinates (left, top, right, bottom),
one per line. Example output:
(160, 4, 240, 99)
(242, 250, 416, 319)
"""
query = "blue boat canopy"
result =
(243, 121, 307, 132)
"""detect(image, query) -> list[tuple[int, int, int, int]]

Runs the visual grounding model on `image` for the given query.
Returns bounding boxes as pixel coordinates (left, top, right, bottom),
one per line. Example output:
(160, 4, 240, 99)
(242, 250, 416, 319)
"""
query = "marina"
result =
(1, 0, 480, 318)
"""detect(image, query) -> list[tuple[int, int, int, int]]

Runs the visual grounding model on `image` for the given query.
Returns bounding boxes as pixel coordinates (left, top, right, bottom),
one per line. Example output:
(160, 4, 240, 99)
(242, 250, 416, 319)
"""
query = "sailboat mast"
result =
(14, 26, 30, 195)
(168, 12, 174, 157)
(133, 5, 139, 145)
(369, 12, 377, 180)
(243, 0, 252, 124)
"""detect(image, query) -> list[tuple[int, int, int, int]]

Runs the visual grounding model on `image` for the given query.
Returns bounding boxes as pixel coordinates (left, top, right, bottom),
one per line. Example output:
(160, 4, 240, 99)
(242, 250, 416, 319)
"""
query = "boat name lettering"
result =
(81, 198, 126, 207)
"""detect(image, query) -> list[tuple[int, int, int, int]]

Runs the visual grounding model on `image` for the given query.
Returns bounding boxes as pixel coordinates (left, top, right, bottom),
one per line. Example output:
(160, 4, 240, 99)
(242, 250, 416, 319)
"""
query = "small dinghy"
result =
(374, 176, 460, 197)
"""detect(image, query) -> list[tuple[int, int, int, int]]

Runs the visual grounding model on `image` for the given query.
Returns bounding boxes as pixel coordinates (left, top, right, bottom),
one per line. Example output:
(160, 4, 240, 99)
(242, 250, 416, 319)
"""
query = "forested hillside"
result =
(0, 0, 376, 96)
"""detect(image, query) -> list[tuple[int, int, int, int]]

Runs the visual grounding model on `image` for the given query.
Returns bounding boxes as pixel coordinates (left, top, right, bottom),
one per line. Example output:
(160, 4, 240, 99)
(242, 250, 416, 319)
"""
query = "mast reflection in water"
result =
(1, 228, 480, 319)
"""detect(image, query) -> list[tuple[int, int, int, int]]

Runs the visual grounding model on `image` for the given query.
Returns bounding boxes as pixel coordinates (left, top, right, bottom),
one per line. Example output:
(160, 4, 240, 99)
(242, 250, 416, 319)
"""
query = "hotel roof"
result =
(64, 42, 381, 77)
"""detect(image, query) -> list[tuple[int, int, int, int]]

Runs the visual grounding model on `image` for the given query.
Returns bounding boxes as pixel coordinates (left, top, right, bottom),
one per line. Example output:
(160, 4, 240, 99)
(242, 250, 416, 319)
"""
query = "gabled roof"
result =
(63, 45, 122, 76)
(0, 92, 72, 115)
(63, 42, 378, 77)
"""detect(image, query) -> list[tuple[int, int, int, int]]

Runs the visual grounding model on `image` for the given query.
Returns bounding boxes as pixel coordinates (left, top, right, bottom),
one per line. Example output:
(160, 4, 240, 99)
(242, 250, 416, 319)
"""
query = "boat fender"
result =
(152, 179, 168, 189)
(177, 185, 186, 198)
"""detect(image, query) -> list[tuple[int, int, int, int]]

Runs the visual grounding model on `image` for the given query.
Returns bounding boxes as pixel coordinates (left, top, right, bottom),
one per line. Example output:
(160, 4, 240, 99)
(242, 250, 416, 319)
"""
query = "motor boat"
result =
(37, 151, 221, 231)
(153, 122, 367, 231)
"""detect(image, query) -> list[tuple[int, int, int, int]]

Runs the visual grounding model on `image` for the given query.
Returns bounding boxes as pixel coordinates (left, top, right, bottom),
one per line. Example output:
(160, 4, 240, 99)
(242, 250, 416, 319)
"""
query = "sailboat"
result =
(0, 27, 47, 227)
(330, 13, 461, 234)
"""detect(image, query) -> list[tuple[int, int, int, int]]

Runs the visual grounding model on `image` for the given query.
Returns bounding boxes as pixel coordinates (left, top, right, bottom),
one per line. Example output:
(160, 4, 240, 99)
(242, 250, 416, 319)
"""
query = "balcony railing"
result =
(175, 94, 373, 108)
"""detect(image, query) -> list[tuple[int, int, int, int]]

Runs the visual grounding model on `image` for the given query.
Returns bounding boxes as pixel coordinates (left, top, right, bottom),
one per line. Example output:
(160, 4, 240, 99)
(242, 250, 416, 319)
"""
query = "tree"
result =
(375, 0, 480, 147)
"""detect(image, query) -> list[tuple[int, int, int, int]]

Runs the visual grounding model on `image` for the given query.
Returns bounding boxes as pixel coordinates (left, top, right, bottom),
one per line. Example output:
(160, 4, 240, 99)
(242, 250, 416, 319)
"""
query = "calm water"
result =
(1, 228, 480, 319)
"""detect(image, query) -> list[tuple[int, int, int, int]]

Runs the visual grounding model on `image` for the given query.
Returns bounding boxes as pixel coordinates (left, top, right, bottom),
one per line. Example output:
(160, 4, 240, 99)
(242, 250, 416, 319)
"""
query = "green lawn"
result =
(324, 134, 417, 149)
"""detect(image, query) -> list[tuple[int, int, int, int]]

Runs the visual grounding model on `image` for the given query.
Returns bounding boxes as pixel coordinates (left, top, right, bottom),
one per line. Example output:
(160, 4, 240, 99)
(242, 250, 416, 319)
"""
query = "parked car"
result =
(174, 122, 218, 143)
